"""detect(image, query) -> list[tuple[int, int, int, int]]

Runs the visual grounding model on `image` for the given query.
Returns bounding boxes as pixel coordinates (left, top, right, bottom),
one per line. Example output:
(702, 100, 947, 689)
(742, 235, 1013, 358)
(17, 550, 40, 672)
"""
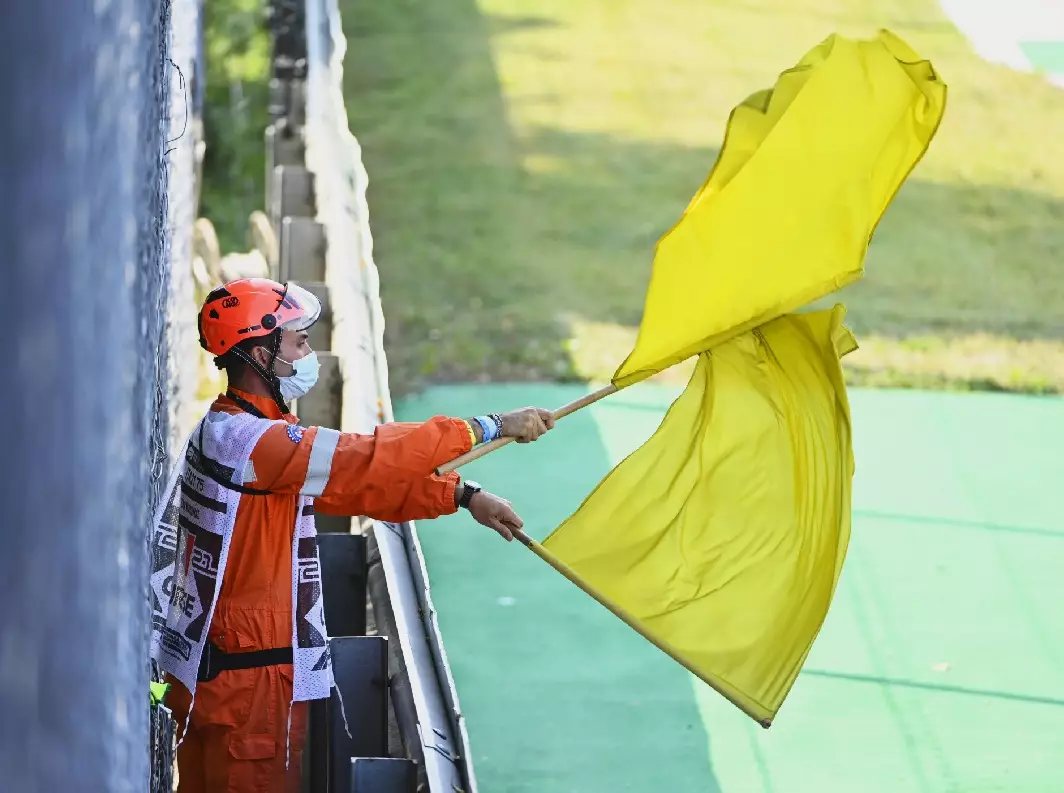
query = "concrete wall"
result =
(0, 0, 200, 789)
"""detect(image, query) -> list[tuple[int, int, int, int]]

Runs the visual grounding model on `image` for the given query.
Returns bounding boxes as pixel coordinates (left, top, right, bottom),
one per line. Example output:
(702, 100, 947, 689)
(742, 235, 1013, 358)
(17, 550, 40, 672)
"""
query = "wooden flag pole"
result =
(434, 383, 619, 475)
(510, 526, 774, 729)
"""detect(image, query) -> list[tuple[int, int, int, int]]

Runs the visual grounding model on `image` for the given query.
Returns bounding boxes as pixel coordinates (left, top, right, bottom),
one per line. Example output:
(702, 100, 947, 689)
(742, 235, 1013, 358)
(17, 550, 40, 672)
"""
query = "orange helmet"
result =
(198, 278, 321, 357)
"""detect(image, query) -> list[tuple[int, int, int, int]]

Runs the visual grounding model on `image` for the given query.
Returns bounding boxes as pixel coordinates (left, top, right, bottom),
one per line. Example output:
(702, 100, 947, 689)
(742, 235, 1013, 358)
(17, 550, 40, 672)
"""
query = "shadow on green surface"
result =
(397, 383, 721, 792)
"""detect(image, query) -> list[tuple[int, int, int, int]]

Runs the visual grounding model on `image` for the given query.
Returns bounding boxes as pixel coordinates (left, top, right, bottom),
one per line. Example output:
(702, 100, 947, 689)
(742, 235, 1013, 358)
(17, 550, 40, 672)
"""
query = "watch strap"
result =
(459, 481, 481, 509)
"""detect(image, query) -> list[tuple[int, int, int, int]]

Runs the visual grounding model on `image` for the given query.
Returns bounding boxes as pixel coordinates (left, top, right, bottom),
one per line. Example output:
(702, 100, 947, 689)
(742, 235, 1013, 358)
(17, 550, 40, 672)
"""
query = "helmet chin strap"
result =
(229, 330, 291, 415)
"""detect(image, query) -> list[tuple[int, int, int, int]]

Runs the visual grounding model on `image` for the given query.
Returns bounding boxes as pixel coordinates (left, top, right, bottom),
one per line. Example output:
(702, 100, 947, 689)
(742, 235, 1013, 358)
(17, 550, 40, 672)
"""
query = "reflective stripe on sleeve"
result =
(300, 427, 341, 497)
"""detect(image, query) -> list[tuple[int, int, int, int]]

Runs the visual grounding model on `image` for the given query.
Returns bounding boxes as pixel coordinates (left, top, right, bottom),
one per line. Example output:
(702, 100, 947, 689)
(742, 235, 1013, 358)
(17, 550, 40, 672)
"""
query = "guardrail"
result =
(257, 0, 479, 789)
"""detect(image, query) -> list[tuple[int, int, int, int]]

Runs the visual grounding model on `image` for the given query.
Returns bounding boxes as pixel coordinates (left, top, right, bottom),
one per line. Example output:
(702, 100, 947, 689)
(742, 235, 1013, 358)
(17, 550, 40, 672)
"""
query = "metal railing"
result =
(298, 0, 479, 789)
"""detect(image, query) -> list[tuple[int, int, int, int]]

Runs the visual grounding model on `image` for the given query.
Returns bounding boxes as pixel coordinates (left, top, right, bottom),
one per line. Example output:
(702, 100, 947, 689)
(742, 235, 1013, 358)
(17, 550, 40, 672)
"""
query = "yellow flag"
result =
(612, 30, 945, 387)
(542, 305, 857, 725)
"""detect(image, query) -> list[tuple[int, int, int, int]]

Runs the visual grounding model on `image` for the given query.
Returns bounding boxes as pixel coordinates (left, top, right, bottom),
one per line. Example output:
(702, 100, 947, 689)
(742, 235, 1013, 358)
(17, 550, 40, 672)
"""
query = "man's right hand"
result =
(466, 490, 523, 542)
(499, 406, 555, 443)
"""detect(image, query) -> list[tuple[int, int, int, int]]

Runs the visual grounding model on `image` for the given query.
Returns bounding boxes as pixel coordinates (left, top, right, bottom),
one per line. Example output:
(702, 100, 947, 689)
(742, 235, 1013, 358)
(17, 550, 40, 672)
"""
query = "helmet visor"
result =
(278, 282, 322, 332)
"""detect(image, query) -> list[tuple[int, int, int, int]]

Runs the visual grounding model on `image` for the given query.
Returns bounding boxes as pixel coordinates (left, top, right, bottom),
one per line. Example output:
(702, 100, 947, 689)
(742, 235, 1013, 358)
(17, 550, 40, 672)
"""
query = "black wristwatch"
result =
(458, 480, 482, 510)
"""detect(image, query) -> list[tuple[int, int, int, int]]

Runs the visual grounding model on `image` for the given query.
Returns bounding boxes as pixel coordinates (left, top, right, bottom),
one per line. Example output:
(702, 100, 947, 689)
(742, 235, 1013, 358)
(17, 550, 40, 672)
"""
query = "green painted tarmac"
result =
(397, 384, 1064, 793)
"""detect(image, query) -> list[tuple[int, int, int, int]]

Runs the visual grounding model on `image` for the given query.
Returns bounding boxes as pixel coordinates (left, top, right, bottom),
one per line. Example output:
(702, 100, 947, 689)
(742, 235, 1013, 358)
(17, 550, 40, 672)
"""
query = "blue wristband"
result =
(473, 415, 497, 443)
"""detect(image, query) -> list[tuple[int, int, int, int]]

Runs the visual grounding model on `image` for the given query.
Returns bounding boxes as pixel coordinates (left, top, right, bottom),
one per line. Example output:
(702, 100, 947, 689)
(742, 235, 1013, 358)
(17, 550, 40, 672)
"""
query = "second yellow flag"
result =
(541, 305, 858, 725)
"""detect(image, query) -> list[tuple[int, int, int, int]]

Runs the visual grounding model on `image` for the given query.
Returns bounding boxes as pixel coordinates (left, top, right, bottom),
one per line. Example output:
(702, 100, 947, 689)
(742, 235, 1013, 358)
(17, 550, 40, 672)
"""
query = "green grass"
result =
(339, 0, 1064, 396)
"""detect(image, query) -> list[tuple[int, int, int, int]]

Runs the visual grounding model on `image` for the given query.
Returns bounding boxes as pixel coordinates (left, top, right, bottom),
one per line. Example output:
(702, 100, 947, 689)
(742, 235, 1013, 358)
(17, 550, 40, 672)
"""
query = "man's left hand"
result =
(467, 490, 523, 542)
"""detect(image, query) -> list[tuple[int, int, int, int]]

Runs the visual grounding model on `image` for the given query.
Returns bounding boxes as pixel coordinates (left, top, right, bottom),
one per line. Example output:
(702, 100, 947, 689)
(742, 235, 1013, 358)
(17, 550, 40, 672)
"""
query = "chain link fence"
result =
(0, 0, 200, 789)
(153, 0, 206, 789)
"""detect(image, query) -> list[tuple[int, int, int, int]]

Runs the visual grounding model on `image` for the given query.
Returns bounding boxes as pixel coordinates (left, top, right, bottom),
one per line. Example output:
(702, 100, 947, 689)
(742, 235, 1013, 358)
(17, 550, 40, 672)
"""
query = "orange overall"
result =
(167, 388, 473, 792)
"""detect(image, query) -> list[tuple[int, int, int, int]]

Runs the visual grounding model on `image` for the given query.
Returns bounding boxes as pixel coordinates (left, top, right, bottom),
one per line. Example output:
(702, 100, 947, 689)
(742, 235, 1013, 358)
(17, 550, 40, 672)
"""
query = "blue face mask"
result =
(275, 351, 320, 402)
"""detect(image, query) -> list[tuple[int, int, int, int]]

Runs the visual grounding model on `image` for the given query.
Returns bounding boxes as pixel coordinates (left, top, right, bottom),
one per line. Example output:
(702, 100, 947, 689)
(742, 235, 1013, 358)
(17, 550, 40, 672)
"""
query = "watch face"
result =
(460, 480, 482, 509)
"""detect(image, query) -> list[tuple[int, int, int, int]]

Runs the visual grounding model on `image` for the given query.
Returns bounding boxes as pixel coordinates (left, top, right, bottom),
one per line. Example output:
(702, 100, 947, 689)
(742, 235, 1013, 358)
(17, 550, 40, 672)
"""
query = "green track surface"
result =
(397, 385, 1064, 792)
(1020, 41, 1064, 75)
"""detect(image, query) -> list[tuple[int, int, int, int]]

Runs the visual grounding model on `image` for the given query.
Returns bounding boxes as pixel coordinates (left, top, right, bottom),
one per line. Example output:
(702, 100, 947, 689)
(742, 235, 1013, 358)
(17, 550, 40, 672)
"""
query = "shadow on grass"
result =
(342, 0, 720, 393)
(341, 0, 1064, 399)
